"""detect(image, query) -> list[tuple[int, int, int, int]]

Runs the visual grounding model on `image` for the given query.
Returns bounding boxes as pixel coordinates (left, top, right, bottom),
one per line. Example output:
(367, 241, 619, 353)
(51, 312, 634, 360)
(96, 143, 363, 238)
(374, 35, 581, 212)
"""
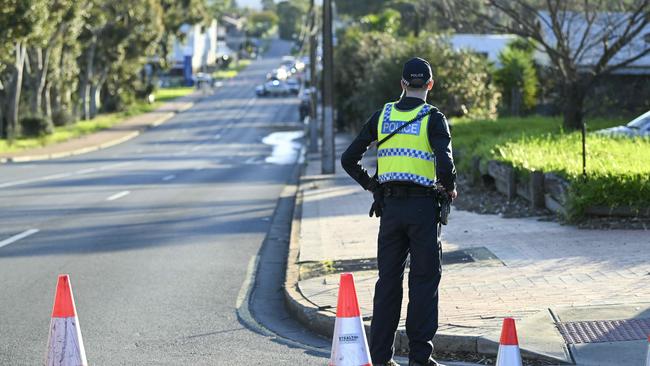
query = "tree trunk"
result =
(80, 41, 96, 120)
(43, 82, 52, 118)
(6, 42, 27, 140)
(562, 82, 586, 131)
(89, 82, 98, 118)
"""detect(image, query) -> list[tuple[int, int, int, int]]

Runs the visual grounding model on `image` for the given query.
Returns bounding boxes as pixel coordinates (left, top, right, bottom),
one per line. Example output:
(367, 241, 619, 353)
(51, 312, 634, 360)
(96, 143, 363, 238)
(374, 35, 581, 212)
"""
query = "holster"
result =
(437, 190, 451, 225)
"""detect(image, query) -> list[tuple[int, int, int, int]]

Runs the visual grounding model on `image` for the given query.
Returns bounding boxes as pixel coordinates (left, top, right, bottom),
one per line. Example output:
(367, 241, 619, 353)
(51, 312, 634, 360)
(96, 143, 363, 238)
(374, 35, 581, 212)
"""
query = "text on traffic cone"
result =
(329, 273, 372, 366)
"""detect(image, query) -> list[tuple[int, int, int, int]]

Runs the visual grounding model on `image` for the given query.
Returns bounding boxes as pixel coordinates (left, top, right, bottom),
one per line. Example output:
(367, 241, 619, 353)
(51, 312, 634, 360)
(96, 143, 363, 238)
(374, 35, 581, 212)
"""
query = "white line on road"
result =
(0, 229, 39, 249)
(162, 174, 176, 181)
(75, 168, 98, 175)
(106, 190, 130, 201)
(0, 162, 133, 189)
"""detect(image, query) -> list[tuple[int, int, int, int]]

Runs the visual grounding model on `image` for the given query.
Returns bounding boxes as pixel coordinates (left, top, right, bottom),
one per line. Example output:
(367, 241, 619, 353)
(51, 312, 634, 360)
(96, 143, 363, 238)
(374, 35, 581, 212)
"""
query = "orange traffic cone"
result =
(45, 274, 88, 366)
(329, 273, 372, 366)
(495, 318, 522, 366)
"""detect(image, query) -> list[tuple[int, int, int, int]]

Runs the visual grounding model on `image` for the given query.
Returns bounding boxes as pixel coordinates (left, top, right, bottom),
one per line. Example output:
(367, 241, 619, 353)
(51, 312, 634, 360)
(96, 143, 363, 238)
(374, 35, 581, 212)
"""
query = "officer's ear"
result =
(401, 79, 408, 91)
(426, 79, 434, 91)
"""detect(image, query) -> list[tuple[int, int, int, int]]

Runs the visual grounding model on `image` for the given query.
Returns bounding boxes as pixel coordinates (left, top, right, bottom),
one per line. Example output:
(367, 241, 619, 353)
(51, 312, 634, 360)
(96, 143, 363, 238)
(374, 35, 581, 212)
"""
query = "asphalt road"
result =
(0, 40, 329, 365)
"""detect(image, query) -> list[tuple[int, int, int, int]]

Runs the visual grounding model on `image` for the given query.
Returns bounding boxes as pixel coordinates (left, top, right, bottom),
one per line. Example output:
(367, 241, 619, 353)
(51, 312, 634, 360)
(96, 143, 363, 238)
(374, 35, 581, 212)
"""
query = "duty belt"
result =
(383, 184, 436, 198)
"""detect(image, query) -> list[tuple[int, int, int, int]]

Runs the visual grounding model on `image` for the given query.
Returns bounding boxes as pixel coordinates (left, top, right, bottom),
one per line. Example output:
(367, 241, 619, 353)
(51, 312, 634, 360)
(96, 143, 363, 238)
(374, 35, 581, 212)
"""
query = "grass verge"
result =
(0, 87, 194, 154)
(451, 115, 650, 218)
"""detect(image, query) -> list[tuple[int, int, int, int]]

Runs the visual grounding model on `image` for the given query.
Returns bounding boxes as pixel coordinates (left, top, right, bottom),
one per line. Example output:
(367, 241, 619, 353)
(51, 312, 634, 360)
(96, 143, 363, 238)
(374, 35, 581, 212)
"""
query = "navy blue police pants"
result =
(369, 195, 442, 364)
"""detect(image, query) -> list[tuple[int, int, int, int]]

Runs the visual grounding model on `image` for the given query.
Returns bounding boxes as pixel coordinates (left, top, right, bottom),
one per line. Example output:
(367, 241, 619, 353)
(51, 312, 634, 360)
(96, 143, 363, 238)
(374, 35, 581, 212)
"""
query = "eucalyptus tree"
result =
(0, 0, 48, 139)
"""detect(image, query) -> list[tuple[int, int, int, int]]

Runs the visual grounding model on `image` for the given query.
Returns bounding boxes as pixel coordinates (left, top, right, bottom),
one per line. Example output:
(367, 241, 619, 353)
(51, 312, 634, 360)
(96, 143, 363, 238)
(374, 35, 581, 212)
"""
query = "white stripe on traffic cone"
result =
(45, 274, 87, 366)
(496, 318, 522, 366)
(329, 273, 372, 366)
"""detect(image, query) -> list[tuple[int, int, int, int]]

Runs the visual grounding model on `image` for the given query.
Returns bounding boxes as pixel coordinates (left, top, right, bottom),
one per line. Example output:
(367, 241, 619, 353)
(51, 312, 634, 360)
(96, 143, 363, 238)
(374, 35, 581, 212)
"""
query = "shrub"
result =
(20, 116, 54, 137)
(334, 29, 500, 131)
(52, 110, 74, 127)
(494, 45, 538, 114)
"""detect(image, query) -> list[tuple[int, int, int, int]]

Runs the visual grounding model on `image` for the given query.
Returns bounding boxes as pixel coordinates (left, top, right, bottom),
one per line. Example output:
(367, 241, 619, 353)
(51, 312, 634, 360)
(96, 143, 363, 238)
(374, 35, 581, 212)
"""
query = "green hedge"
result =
(451, 116, 650, 219)
(335, 29, 500, 131)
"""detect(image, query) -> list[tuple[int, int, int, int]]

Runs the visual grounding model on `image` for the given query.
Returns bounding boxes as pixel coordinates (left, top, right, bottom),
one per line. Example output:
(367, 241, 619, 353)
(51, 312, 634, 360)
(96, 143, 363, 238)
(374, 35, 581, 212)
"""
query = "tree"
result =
(245, 10, 278, 37)
(0, 0, 48, 139)
(261, 0, 276, 12)
(455, 0, 650, 130)
(495, 40, 539, 115)
(24, 0, 80, 118)
(276, 0, 308, 40)
(359, 9, 401, 35)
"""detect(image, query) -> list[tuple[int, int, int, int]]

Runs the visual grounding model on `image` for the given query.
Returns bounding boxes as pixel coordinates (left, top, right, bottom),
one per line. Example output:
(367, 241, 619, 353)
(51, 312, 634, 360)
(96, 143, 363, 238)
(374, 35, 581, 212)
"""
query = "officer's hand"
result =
(369, 200, 383, 217)
(367, 177, 384, 217)
(448, 189, 457, 200)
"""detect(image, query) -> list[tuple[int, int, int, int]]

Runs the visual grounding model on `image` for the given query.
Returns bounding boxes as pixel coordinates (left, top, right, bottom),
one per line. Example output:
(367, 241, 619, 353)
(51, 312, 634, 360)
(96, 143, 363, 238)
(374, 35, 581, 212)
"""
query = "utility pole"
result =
(308, 0, 318, 153)
(321, 0, 335, 174)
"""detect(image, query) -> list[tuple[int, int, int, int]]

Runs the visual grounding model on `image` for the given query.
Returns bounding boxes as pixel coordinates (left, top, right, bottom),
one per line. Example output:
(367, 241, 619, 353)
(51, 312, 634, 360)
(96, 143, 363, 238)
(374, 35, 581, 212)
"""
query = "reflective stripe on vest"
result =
(377, 102, 436, 187)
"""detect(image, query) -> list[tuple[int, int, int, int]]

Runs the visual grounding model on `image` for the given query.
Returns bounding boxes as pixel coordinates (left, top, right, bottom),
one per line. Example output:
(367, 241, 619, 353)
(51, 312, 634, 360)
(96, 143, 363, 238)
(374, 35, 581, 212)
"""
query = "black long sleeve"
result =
(341, 97, 456, 192)
(340, 110, 380, 190)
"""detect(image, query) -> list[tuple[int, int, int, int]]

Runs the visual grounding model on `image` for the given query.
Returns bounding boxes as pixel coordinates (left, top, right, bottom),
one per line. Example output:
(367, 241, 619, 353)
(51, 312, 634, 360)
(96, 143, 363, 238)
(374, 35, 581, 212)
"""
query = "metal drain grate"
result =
(557, 318, 650, 344)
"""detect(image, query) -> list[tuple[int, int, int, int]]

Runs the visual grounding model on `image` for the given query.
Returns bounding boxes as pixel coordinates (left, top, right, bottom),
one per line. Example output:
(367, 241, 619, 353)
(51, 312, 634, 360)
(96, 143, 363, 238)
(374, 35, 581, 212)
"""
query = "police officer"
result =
(341, 57, 457, 366)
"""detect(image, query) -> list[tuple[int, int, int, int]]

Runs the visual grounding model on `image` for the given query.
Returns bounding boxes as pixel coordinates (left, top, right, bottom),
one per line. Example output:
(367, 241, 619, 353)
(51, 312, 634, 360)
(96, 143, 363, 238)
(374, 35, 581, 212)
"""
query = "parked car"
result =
(596, 110, 650, 137)
(286, 78, 300, 95)
(255, 79, 290, 97)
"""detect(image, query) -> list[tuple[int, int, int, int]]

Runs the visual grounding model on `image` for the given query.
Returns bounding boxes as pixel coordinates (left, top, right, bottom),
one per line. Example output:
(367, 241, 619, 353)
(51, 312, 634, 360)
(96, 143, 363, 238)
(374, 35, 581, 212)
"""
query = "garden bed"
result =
(451, 115, 650, 221)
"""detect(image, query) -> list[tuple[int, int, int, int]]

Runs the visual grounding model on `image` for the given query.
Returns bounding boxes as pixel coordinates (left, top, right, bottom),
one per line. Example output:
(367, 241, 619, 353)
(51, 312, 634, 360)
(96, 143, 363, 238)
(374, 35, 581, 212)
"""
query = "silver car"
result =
(597, 111, 650, 137)
(255, 80, 290, 97)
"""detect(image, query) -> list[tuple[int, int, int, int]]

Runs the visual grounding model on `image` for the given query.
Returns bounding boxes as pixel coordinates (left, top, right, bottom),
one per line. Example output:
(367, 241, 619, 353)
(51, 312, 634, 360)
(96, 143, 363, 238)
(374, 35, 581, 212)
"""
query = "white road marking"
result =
(162, 174, 176, 181)
(213, 133, 222, 140)
(106, 190, 130, 201)
(0, 229, 39, 249)
(0, 162, 133, 189)
(76, 168, 97, 175)
(191, 145, 202, 151)
(236, 255, 258, 309)
(194, 166, 205, 171)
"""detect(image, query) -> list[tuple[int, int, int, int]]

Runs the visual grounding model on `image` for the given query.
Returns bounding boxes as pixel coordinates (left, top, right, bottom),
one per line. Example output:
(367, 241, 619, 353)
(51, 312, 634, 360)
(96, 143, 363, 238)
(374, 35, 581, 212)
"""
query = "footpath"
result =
(285, 135, 650, 365)
(0, 93, 201, 163)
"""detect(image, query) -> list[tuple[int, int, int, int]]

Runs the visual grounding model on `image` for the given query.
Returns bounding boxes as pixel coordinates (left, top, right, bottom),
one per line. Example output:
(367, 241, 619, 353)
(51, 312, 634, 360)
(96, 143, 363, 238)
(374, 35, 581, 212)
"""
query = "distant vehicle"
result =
(286, 79, 300, 95)
(267, 67, 289, 81)
(596, 111, 650, 137)
(256, 79, 290, 97)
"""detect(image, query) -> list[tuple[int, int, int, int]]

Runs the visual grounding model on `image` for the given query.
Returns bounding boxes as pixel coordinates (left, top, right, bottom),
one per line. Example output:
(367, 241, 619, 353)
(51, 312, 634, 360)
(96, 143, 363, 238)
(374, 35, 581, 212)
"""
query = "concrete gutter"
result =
(283, 168, 572, 365)
(0, 93, 202, 164)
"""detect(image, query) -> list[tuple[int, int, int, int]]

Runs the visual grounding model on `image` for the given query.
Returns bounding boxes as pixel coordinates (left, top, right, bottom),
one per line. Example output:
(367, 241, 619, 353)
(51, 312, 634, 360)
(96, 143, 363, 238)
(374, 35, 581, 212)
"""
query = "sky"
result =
(237, 0, 262, 9)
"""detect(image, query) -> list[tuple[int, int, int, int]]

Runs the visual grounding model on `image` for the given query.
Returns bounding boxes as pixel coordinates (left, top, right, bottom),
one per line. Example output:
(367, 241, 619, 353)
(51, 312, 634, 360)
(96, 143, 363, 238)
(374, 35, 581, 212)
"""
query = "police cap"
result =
(402, 57, 432, 88)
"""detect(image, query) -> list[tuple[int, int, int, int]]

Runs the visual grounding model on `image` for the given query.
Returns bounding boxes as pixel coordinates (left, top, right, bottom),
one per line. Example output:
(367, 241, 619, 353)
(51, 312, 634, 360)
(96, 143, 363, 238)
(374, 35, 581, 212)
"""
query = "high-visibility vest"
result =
(377, 102, 436, 187)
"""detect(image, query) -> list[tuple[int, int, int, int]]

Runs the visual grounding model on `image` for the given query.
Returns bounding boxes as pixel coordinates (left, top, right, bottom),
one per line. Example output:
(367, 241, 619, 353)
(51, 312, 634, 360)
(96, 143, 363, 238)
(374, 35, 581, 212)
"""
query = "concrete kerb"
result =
(282, 163, 568, 364)
(0, 93, 203, 164)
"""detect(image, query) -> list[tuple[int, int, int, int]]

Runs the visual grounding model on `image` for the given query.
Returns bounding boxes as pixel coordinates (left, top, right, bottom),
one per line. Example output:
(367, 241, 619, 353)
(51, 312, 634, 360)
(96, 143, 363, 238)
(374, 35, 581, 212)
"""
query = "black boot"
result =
(409, 358, 444, 366)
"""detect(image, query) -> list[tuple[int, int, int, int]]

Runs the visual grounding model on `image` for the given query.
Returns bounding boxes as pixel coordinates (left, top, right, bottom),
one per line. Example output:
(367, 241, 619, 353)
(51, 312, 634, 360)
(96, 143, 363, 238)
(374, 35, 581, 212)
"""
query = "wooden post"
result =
(530, 171, 545, 209)
(507, 166, 516, 200)
(471, 156, 481, 185)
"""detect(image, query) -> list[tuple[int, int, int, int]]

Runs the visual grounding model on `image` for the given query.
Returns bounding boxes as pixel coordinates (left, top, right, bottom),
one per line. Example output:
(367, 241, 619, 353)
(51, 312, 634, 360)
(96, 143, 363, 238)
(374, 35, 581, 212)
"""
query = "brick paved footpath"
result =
(296, 136, 650, 339)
